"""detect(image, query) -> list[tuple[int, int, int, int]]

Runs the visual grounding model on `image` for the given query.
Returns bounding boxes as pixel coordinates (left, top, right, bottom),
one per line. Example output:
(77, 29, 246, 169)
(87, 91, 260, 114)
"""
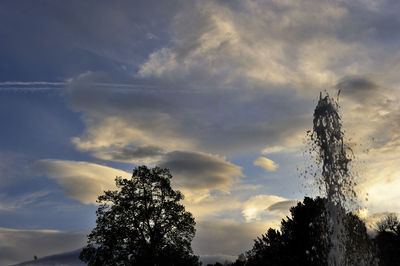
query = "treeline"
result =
(80, 166, 399, 266)
(209, 197, 400, 266)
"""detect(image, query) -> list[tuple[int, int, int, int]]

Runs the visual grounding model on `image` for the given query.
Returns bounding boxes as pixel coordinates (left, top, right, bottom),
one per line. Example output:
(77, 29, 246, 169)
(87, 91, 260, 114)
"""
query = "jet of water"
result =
(311, 92, 357, 265)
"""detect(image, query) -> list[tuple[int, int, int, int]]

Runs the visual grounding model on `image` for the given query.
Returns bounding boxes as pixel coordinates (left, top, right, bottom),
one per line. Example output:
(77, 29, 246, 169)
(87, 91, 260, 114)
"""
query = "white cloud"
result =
(71, 114, 194, 156)
(242, 195, 297, 222)
(138, 48, 178, 78)
(34, 160, 130, 204)
(253, 156, 279, 172)
(262, 145, 286, 154)
(182, 192, 242, 219)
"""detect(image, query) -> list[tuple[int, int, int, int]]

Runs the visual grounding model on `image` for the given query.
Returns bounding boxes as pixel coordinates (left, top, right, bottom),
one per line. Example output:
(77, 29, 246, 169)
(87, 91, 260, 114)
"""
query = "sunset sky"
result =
(2, 0, 400, 264)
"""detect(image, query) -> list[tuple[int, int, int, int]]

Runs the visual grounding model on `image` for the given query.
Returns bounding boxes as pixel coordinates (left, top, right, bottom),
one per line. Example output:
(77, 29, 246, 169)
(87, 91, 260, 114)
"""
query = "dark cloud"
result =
(336, 75, 381, 104)
(108, 146, 165, 161)
(160, 151, 243, 191)
(267, 200, 299, 212)
(337, 76, 378, 93)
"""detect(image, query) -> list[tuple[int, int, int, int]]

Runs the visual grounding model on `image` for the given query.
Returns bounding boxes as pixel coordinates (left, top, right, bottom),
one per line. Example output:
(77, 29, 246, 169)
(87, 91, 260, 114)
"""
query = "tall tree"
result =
(80, 166, 200, 266)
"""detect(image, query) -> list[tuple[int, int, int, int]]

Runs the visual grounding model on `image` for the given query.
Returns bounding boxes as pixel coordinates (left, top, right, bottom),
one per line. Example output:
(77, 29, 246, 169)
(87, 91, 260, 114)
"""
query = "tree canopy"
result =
(374, 214, 400, 266)
(79, 165, 200, 266)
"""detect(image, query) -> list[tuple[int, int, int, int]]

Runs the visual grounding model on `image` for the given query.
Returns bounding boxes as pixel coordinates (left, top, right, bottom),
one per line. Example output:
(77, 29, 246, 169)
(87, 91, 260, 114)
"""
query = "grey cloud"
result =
(160, 151, 243, 191)
(67, 71, 311, 156)
(108, 146, 165, 161)
(62, 0, 400, 170)
(0, 227, 86, 266)
(192, 220, 266, 260)
(66, 0, 400, 159)
(139, 0, 387, 94)
(337, 76, 378, 93)
(334, 74, 400, 151)
(336, 75, 381, 104)
(267, 200, 299, 212)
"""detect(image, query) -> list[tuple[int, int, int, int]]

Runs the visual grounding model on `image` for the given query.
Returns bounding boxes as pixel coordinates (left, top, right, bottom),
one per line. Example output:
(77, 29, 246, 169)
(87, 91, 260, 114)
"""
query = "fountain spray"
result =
(311, 92, 357, 265)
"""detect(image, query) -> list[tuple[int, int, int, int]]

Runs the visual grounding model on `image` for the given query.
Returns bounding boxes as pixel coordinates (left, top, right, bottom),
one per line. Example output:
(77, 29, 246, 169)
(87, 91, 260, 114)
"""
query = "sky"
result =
(1, 0, 400, 264)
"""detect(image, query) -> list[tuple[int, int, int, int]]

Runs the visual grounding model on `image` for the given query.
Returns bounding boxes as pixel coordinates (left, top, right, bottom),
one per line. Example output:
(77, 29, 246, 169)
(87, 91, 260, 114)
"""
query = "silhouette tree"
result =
(80, 165, 200, 266)
(374, 214, 400, 266)
(243, 197, 375, 266)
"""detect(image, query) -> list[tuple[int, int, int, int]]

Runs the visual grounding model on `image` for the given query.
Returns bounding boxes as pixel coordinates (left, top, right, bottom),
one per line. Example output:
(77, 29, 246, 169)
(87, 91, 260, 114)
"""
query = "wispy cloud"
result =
(0, 191, 52, 212)
(253, 157, 279, 172)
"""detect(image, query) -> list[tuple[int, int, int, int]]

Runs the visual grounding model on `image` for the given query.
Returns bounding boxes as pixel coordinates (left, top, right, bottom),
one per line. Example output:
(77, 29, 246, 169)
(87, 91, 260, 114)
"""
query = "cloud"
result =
(253, 156, 279, 172)
(106, 146, 164, 160)
(182, 193, 242, 219)
(34, 154, 243, 206)
(337, 75, 377, 93)
(61, 0, 400, 168)
(66, 72, 197, 156)
(192, 219, 268, 262)
(331, 76, 400, 218)
(267, 199, 299, 212)
(242, 195, 296, 222)
(6, 1, 400, 264)
(63, 0, 400, 166)
(136, 0, 373, 95)
(0, 227, 86, 266)
(95, 145, 165, 164)
(66, 71, 310, 158)
(34, 160, 130, 204)
(160, 151, 244, 192)
(357, 155, 400, 214)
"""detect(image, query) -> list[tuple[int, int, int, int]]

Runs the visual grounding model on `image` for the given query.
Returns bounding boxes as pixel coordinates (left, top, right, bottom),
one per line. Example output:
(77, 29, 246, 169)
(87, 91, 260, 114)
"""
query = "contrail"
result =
(0, 81, 244, 94)
(0, 81, 66, 92)
(0, 81, 66, 86)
